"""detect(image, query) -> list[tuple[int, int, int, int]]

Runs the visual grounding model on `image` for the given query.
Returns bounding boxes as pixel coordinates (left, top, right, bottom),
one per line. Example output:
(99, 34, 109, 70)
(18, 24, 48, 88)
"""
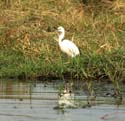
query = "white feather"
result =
(57, 26, 80, 57)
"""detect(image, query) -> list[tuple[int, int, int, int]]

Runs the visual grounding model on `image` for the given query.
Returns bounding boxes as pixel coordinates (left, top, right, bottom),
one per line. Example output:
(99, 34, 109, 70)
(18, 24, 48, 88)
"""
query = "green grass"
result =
(0, 0, 125, 87)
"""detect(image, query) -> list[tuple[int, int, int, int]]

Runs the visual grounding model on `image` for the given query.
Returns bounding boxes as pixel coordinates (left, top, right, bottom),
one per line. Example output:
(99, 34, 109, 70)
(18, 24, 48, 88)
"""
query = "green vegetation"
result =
(0, 0, 125, 87)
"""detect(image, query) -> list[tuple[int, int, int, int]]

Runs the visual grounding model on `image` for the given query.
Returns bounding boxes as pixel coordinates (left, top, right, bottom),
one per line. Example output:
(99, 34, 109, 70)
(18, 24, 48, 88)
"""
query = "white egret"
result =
(57, 26, 80, 57)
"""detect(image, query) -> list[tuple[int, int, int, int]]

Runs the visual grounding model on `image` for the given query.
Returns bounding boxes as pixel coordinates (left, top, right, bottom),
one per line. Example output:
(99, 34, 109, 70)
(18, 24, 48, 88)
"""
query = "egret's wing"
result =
(62, 40, 80, 57)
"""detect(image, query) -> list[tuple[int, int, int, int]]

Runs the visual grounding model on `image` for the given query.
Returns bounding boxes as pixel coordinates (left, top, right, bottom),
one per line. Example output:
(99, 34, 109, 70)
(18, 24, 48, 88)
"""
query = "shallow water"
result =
(0, 79, 125, 121)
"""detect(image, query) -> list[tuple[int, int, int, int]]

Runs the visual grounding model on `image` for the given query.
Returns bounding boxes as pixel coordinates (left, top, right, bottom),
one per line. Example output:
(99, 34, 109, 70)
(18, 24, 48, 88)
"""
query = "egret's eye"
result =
(58, 28, 61, 31)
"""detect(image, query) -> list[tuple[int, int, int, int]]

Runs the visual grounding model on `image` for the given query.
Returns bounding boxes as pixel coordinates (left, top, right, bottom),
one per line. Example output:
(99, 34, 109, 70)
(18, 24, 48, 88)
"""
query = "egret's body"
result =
(58, 26, 80, 57)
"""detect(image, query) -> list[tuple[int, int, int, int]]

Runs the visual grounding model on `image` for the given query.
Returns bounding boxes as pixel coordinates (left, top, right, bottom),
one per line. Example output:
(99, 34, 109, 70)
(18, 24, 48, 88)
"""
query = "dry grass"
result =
(0, 0, 125, 86)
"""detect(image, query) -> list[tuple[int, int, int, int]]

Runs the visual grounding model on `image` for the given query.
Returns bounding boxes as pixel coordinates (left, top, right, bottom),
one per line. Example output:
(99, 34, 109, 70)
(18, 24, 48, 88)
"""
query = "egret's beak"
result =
(57, 30, 62, 35)
(55, 30, 58, 34)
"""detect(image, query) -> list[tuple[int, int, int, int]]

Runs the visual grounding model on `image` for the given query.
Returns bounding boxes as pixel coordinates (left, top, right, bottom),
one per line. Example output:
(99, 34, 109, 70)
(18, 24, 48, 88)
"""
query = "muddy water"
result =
(0, 79, 125, 121)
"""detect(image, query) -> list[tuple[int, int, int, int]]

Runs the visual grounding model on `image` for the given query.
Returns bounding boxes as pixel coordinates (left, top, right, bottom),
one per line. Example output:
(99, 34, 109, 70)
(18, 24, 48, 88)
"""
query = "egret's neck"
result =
(58, 30, 65, 44)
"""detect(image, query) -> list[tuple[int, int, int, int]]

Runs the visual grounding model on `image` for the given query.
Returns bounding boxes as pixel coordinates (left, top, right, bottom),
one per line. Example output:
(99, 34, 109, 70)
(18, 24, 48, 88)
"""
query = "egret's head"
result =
(57, 26, 65, 33)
